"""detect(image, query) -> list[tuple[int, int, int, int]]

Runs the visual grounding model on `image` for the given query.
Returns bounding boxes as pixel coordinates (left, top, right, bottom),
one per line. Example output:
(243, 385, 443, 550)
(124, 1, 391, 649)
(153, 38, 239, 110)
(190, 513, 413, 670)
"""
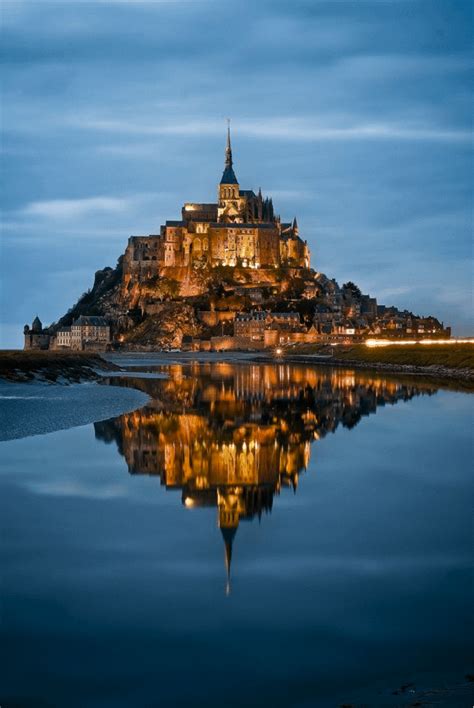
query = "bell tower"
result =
(218, 120, 242, 222)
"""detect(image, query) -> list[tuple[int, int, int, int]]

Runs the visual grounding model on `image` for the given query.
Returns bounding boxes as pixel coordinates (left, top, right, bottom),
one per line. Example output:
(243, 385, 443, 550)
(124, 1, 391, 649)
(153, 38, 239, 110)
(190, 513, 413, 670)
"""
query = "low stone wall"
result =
(198, 340, 212, 352)
(264, 329, 319, 347)
(233, 337, 265, 350)
(210, 336, 237, 351)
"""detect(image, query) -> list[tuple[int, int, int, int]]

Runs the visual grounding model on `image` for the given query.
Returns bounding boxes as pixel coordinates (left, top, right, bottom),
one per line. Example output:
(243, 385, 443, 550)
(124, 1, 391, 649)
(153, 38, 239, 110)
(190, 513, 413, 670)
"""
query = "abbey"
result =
(123, 125, 310, 280)
(24, 125, 450, 351)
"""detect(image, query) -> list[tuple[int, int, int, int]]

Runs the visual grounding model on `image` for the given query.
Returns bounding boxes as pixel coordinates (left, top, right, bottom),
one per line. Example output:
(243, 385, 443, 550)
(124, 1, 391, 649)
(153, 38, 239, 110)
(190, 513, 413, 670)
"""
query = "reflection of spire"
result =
(221, 526, 237, 596)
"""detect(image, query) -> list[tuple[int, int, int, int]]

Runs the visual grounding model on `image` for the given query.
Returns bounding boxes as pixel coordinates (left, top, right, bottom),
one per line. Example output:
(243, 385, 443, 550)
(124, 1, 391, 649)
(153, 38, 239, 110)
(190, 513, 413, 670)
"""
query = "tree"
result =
(157, 278, 180, 300)
(342, 281, 362, 299)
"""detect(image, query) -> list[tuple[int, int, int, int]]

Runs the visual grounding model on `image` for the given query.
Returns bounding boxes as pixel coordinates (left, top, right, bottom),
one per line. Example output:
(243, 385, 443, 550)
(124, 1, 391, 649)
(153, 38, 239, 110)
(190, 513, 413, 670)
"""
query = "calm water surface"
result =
(1, 362, 473, 707)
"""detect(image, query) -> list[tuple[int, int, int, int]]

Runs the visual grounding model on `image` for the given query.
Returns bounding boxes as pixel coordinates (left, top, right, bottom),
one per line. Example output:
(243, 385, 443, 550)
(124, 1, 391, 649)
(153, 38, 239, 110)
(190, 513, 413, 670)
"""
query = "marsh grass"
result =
(0, 350, 117, 381)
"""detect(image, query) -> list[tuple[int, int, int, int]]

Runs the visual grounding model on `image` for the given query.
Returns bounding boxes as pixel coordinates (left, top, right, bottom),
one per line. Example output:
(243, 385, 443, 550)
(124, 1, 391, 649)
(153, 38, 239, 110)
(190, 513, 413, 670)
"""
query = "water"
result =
(0, 380, 149, 441)
(1, 362, 472, 707)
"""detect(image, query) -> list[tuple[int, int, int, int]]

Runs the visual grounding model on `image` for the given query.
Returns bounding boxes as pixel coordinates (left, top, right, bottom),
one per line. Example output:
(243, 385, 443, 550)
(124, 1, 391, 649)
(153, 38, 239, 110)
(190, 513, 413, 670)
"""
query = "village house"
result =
(70, 316, 110, 350)
(56, 327, 72, 348)
(233, 310, 317, 349)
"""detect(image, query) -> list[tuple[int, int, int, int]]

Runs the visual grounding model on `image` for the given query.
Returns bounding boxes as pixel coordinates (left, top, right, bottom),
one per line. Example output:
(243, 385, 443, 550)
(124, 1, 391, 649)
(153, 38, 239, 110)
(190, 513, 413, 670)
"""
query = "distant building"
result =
(234, 311, 268, 345)
(70, 316, 110, 350)
(360, 295, 378, 322)
(56, 326, 72, 348)
(233, 310, 315, 348)
(24, 316, 50, 350)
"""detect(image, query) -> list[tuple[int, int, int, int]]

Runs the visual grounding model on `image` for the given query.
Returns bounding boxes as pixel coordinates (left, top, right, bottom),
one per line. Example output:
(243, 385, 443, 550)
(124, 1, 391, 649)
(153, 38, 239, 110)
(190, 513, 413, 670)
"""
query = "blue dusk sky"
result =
(1, 0, 472, 346)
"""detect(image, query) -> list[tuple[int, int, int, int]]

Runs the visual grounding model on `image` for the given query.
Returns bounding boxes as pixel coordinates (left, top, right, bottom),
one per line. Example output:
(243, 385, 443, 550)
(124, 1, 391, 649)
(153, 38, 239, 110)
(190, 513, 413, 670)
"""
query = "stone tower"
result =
(24, 316, 50, 350)
(217, 122, 243, 223)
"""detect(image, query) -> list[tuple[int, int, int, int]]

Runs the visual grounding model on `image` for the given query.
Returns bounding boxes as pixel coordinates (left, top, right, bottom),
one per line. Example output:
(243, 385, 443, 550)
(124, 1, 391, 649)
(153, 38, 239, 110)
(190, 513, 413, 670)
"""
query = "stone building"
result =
(123, 125, 311, 285)
(56, 326, 72, 348)
(234, 311, 268, 345)
(24, 316, 50, 350)
(70, 316, 110, 350)
(233, 310, 314, 348)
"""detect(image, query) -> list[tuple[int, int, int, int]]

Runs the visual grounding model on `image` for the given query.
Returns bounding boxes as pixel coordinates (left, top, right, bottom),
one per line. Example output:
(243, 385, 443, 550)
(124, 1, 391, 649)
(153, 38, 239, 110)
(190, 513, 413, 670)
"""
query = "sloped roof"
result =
(220, 165, 239, 185)
(239, 190, 256, 197)
(73, 316, 108, 326)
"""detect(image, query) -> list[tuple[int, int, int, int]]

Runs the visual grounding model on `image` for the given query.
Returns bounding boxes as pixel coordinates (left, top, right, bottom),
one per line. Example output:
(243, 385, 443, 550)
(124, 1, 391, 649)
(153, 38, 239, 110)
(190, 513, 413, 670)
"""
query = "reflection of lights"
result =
(365, 338, 473, 347)
(184, 497, 195, 507)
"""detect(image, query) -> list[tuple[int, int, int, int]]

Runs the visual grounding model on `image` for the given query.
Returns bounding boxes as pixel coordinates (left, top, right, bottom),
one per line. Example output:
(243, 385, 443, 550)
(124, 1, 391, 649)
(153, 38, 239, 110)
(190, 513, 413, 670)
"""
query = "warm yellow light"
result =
(365, 338, 473, 348)
(275, 348, 283, 356)
(184, 497, 195, 507)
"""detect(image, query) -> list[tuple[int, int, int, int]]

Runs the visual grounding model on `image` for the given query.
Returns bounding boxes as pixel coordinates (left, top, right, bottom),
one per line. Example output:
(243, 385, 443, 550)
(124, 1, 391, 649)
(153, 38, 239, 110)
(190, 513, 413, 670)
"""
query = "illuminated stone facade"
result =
(123, 125, 310, 282)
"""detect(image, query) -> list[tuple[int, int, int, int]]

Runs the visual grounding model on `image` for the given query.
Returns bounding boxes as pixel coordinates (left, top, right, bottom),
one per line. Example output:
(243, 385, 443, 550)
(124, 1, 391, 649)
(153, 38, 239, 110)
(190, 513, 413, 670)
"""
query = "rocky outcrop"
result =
(52, 259, 125, 330)
(122, 302, 201, 349)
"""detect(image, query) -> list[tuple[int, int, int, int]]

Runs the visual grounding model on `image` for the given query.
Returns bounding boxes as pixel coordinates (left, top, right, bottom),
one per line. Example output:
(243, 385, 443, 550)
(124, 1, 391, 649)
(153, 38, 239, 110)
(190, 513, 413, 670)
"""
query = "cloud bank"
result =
(1, 0, 472, 345)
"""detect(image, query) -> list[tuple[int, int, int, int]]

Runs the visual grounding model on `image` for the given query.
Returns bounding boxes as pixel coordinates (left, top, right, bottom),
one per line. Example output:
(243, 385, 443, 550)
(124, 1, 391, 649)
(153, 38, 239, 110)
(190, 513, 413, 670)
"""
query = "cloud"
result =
(375, 286, 414, 299)
(17, 191, 178, 222)
(22, 196, 130, 219)
(1, 0, 471, 341)
(81, 116, 472, 143)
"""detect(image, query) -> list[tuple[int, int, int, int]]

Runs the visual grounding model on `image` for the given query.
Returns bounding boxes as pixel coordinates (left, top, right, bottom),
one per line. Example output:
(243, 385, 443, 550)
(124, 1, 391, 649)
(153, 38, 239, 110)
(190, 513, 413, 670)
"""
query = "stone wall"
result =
(210, 336, 237, 351)
(24, 333, 50, 350)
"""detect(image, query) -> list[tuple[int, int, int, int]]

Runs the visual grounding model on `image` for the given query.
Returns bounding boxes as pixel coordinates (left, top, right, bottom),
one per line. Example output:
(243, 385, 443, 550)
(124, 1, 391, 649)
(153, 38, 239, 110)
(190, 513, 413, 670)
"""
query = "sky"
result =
(1, 0, 472, 347)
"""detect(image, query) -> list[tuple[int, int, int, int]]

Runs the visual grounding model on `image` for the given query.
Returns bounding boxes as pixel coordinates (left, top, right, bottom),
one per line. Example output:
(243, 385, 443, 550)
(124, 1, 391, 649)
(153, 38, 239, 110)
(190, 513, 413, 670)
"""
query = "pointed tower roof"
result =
(32, 316, 42, 333)
(220, 120, 238, 185)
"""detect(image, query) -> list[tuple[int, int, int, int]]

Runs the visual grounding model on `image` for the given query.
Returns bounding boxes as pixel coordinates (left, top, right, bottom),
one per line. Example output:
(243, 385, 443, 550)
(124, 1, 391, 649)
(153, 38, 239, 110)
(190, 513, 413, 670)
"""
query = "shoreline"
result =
(106, 348, 473, 392)
(0, 379, 150, 442)
(1, 348, 472, 393)
(0, 350, 119, 383)
(253, 353, 474, 390)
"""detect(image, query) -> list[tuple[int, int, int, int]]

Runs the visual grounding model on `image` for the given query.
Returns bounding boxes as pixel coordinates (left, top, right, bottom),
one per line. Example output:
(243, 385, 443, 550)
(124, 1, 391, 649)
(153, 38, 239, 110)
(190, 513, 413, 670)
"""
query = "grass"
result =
(0, 350, 117, 381)
(332, 343, 474, 371)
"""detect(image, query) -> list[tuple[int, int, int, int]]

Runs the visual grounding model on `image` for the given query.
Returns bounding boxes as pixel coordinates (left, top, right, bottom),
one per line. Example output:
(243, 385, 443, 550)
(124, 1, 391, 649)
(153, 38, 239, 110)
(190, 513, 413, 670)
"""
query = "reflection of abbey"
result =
(124, 123, 310, 277)
(95, 362, 434, 590)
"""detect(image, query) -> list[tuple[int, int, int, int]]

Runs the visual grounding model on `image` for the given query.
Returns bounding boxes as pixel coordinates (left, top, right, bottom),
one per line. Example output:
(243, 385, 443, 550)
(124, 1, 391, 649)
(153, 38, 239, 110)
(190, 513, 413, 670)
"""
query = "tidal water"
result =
(1, 362, 473, 707)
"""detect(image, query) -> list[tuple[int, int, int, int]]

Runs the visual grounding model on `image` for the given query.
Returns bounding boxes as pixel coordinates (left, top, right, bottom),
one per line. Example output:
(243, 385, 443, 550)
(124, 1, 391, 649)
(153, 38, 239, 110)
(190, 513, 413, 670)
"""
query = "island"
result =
(23, 126, 451, 354)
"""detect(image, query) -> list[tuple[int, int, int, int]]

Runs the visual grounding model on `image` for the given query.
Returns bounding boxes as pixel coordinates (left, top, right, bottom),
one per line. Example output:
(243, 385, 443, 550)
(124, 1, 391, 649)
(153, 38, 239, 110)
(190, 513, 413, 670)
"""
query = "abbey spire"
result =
(225, 119, 232, 168)
(220, 120, 238, 186)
